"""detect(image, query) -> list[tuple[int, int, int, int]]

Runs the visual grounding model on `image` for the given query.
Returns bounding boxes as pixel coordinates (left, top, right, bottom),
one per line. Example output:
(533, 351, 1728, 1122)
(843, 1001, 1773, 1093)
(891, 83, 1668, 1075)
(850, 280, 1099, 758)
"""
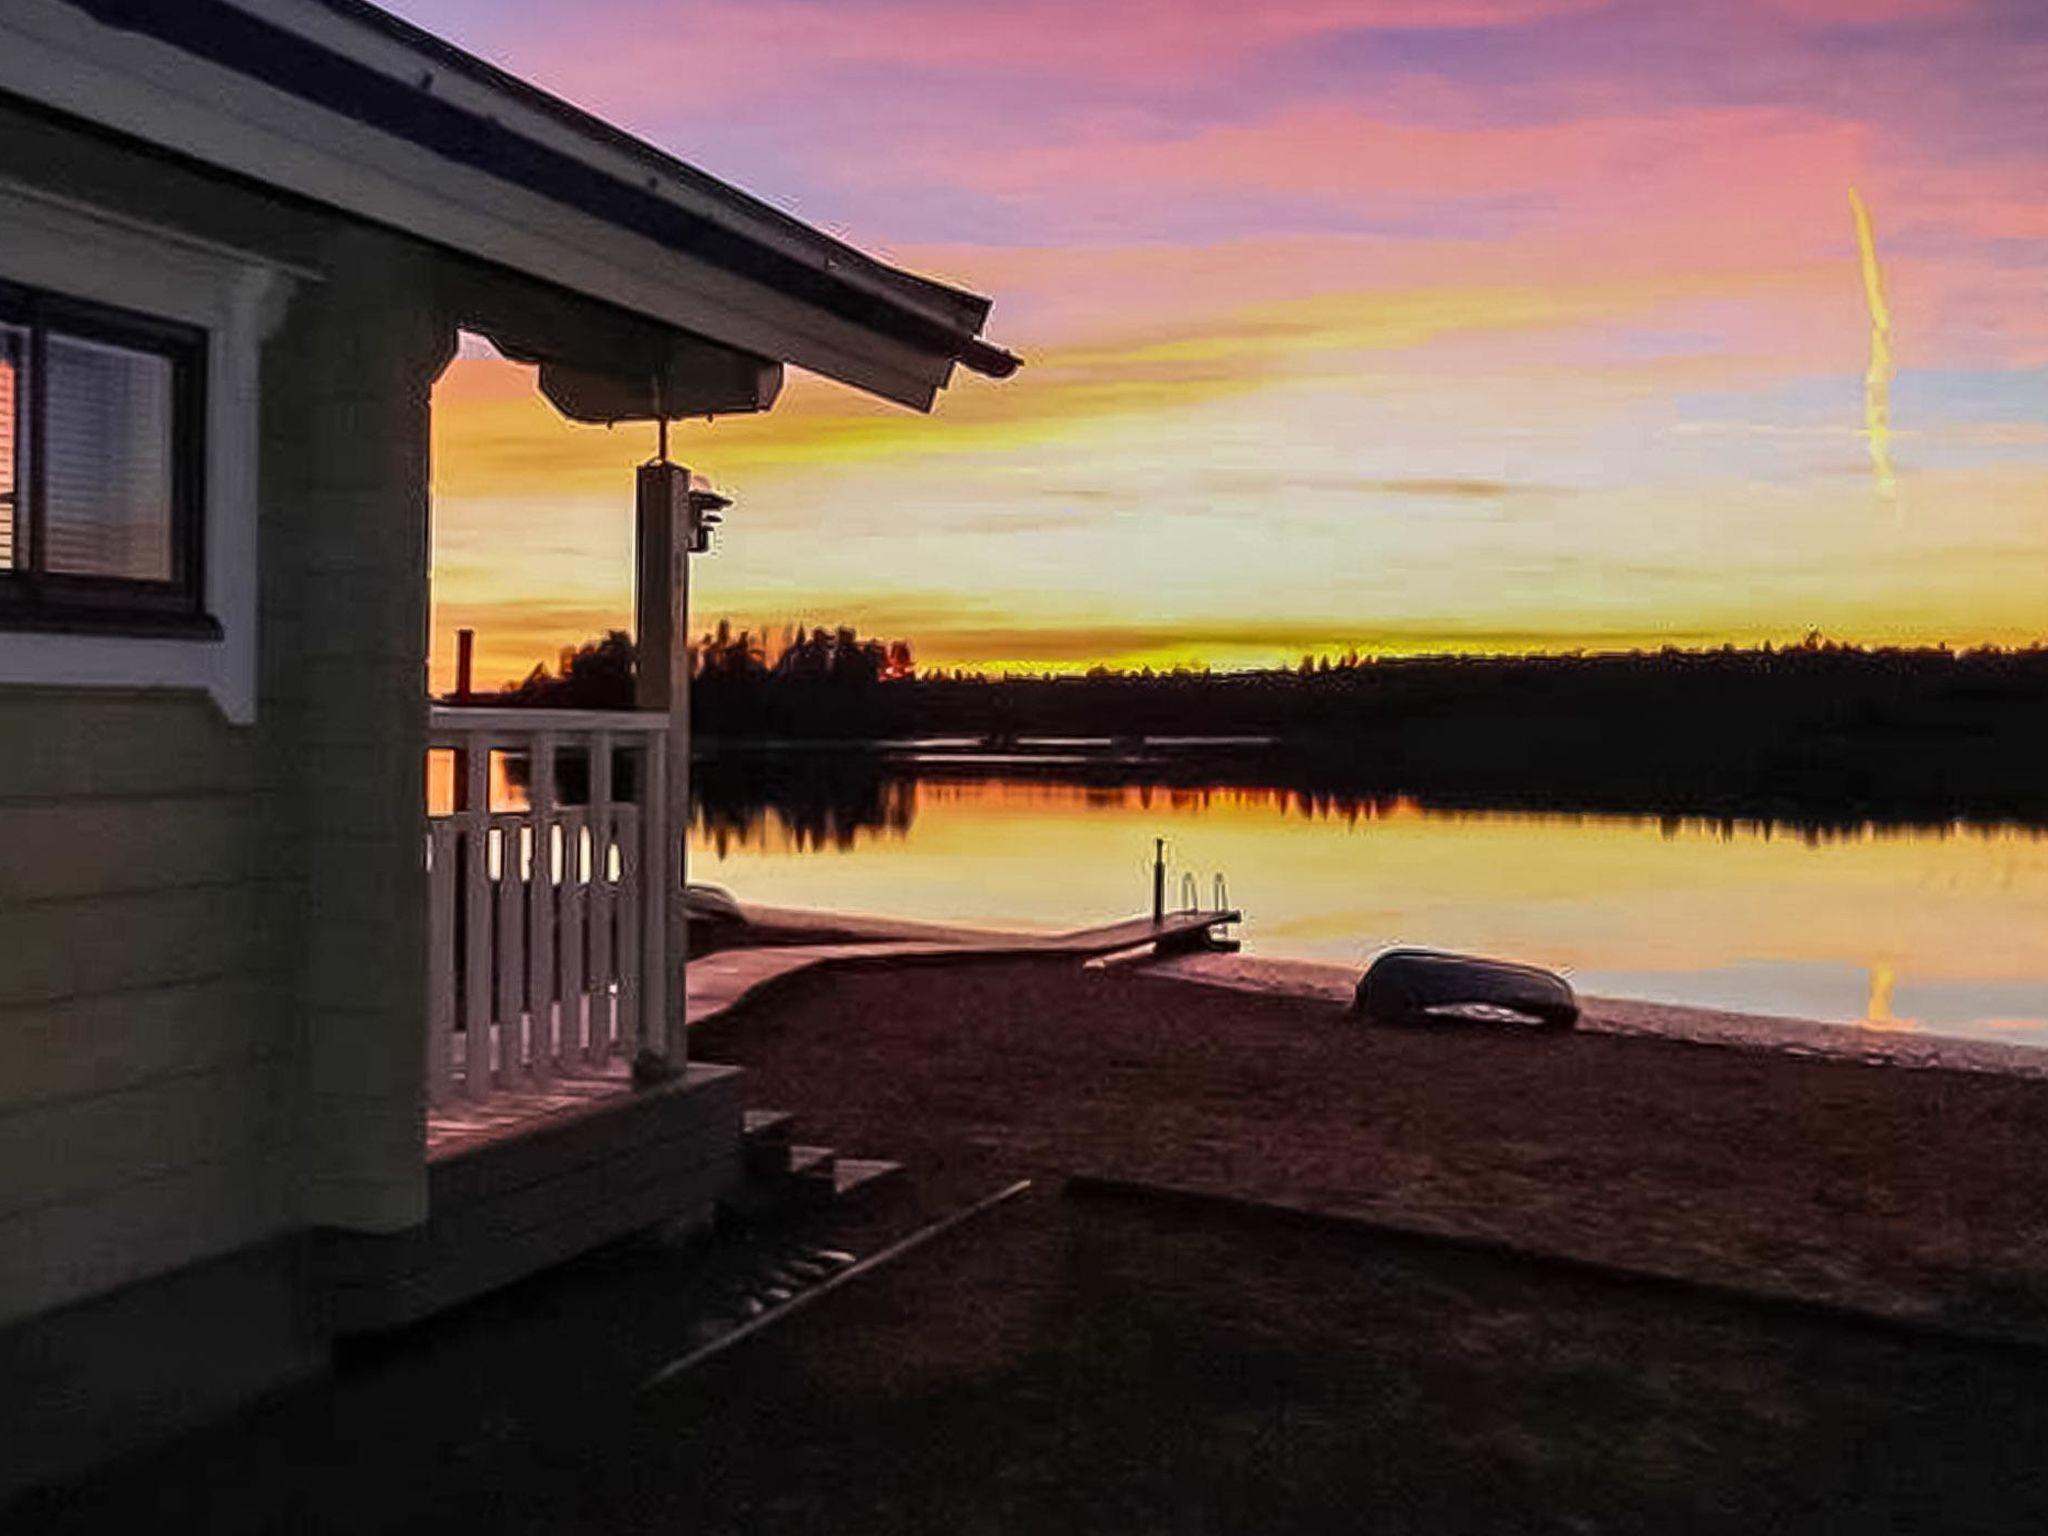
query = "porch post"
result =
(635, 460, 692, 1075)
(273, 226, 455, 1230)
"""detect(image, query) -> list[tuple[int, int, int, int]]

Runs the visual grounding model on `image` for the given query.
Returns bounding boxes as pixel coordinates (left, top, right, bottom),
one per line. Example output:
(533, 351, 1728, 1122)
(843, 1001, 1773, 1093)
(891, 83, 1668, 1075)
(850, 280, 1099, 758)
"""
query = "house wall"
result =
(0, 106, 450, 1328)
(0, 104, 460, 1496)
(0, 688, 299, 1325)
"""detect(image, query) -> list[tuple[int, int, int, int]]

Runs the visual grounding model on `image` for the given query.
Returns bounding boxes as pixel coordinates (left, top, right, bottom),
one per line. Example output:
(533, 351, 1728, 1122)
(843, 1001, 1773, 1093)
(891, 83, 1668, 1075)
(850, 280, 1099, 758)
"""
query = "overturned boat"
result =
(1354, 948, 1580, 1032)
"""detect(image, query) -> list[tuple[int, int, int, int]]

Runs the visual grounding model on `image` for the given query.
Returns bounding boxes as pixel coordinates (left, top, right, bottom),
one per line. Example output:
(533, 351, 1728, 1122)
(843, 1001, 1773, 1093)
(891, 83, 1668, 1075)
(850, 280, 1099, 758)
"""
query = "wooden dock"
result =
(683, 908, 1243, 1029)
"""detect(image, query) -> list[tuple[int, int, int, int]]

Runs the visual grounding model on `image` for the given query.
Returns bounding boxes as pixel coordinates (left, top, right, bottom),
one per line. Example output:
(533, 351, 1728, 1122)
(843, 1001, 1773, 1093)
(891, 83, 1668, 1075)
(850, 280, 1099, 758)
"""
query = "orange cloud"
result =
(432, 253, 1837, 518)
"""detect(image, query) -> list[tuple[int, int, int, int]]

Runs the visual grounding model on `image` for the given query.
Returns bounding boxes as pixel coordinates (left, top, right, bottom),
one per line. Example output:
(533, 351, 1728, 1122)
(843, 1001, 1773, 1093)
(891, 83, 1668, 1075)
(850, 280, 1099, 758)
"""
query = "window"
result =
(0, 281, 210, 635)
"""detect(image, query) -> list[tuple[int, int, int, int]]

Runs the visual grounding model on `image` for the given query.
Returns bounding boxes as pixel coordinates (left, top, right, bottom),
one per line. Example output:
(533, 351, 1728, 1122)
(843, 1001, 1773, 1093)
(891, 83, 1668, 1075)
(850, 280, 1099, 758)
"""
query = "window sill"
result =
(0, 607, 224, 641)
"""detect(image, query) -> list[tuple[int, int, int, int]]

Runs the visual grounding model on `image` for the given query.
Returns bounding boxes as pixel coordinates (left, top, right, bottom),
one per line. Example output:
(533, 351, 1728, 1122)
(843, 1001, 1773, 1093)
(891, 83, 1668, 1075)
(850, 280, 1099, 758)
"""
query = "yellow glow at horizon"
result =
(426, 223, 2048, 692)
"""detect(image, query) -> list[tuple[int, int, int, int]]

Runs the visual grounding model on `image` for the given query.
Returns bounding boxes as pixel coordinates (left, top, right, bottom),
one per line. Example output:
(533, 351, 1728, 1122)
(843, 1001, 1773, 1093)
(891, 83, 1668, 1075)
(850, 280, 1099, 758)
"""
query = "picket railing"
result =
(424, 707, 670, 1106)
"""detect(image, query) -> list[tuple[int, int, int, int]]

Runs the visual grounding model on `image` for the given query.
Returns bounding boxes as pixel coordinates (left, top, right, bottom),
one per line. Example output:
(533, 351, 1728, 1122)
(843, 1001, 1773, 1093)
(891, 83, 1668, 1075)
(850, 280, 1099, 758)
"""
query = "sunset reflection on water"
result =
(687, 774, 2048, 1048)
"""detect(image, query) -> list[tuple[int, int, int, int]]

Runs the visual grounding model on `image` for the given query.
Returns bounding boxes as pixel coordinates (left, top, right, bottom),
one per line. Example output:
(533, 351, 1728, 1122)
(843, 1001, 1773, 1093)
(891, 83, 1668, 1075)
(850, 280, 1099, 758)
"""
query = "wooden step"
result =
(741, 1110, 799, 1176)
(721, 1120, 908, 1220)
(787, 1145, 842, 1210)
(786, 1144, 838, 1180)
(829, 1158, 906, 1207)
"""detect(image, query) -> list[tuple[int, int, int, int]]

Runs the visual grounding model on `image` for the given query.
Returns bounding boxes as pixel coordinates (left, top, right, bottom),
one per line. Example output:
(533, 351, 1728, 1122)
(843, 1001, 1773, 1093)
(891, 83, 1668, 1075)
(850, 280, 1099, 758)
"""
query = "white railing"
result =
(425, 707, 671, 1106)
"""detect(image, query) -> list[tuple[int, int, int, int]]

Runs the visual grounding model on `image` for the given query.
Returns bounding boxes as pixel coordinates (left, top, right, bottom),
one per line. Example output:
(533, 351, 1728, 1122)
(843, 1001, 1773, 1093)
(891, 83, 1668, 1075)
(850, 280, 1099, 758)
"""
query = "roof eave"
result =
(38, 0, 1017, 402)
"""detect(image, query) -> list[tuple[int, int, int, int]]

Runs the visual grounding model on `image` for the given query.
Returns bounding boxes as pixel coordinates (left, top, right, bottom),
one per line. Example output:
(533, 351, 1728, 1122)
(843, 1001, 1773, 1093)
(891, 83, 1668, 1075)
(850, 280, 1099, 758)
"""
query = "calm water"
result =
(688, 770, 2048, 1050)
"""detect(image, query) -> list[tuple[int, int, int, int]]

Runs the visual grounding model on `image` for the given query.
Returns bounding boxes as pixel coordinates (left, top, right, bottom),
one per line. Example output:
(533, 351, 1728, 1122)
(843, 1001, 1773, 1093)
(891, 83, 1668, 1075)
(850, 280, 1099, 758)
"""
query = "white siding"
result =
(0, 697, 299, 1326)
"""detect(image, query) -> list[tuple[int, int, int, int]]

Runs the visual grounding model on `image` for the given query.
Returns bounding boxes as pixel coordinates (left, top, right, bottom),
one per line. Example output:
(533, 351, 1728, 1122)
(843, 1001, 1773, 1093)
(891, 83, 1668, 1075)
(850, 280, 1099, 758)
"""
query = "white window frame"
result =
(0, 179, 297, 724)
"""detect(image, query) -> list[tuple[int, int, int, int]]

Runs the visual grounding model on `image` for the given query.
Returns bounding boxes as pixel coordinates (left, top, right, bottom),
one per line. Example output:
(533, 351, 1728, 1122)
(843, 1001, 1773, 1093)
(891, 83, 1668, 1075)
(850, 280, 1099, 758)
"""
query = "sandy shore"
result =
(707, 898, 2048, 1077)
(693, 953, 2048, 1342)
(1143, 950, 2048, 1079)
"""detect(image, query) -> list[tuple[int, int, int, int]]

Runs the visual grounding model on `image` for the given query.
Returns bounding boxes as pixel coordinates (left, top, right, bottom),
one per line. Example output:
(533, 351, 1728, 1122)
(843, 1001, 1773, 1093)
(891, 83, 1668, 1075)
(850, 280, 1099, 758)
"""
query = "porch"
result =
(317, 703, 723, 1331)
(321, 668, 1246, 1331)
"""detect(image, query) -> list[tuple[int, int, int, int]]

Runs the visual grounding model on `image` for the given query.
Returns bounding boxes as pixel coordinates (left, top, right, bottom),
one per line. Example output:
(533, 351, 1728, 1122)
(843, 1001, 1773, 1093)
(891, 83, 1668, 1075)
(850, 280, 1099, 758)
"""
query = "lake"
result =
(687, 758, 2048, 1051)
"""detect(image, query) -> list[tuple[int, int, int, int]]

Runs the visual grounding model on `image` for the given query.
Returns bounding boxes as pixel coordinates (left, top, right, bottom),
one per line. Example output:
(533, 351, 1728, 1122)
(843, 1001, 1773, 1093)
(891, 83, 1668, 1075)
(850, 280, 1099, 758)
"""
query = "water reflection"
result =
(694, 751, 916, 855)
(1864, 963, 1914, 1032)
(685, 754, 2048, 1047)
(688, 751, 2048, 852)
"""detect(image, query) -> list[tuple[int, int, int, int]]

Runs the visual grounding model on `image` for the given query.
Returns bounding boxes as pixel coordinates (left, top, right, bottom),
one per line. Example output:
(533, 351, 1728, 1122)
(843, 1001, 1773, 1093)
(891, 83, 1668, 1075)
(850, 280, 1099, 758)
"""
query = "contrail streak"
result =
(1848, 186, 1897, 500)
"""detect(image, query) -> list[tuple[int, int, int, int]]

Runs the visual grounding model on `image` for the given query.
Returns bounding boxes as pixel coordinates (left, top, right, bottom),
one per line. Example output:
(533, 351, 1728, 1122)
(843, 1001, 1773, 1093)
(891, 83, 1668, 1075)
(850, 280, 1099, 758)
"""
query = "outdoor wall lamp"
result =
(687, 487, 731, 554)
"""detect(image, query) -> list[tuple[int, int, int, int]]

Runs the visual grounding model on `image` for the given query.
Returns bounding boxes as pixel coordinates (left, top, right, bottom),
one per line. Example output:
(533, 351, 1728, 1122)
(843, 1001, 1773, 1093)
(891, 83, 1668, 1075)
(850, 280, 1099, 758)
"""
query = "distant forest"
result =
(480, 624, 2048, 824)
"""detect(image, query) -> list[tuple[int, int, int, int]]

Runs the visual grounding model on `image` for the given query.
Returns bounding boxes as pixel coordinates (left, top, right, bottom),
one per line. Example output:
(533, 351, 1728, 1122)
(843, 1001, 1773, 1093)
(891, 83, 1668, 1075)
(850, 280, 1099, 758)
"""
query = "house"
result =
(0, 0, 1014, 1498)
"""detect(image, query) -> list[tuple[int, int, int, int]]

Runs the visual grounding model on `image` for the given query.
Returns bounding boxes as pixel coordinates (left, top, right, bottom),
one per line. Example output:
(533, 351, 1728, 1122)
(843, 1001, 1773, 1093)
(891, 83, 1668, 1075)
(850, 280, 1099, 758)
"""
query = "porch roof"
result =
(5, 0, 1018, 410)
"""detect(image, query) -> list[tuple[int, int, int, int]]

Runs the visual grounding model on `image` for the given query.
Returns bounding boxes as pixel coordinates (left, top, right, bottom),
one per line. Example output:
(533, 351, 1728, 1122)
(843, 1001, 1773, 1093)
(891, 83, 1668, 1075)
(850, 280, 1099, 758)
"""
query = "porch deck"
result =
(424, 1055, 657, 1162)
(324, 1062, 744, 1333)
(425, 906, 1239, 1161)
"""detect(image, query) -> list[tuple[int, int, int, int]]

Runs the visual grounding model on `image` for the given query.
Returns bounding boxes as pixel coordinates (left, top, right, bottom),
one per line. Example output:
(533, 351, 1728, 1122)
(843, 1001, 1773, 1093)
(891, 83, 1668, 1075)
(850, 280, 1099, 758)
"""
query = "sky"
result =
(394, 0, 2048, 688)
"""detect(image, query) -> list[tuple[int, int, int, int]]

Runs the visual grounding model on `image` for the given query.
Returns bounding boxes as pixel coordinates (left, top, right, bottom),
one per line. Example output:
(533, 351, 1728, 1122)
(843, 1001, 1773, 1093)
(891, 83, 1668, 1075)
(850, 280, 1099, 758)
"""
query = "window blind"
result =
(42, 333, 174, 582)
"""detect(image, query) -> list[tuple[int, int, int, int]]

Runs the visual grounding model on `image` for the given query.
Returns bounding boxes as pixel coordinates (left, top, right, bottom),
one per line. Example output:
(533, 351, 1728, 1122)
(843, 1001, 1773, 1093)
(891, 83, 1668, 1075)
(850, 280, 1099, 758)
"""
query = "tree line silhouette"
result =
(477, 626, 2048, 824)
(497, 621, 914, 733)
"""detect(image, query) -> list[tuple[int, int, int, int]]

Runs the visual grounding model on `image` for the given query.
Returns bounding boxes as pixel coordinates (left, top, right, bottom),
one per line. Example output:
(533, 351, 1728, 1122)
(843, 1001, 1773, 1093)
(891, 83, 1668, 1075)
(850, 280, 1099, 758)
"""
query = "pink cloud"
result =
(950, 105, 1869, 229)
(515, 0, 1608, 98)
(1886, 158, 2048, 244)
(1751, 0, 1978, 18)
(924, 106, 2048, 373)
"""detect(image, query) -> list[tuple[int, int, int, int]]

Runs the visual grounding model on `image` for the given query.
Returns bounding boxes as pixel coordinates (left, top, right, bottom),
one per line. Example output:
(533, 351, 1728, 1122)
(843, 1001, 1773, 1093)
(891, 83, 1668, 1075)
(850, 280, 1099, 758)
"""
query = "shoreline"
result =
(709, 896, 2048, 1079)
(1140, 949, 2048, 1079)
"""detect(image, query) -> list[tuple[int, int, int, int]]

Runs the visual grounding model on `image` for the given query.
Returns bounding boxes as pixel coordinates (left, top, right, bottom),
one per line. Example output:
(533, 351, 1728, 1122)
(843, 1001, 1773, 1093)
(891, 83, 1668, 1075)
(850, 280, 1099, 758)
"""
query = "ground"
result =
(18, 956, 2048, 1533)
(696, 958, 2048, 1334)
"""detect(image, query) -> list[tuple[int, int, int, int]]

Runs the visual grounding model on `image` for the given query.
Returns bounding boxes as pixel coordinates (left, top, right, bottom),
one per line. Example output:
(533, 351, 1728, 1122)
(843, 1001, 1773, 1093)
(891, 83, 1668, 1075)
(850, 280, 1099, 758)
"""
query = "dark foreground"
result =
(17, 1187, 2048, 1534)
(21, 958, 2048, 1533)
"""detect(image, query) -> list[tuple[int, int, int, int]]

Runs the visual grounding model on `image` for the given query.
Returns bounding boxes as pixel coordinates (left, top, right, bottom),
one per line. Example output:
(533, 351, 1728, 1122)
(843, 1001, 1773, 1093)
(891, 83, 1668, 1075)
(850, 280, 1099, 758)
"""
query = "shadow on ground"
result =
(18, 1185, 2048, 1534)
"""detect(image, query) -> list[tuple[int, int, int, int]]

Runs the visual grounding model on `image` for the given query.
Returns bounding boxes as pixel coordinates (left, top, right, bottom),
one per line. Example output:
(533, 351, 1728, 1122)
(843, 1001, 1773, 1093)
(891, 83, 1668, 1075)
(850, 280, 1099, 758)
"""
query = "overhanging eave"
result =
(7, 0, 1018, 410)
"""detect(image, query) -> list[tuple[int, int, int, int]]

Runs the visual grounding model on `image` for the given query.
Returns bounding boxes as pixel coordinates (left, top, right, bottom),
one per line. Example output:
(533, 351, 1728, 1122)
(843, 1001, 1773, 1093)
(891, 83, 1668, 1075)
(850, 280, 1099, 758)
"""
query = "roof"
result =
(1, 0, 1017, 408)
